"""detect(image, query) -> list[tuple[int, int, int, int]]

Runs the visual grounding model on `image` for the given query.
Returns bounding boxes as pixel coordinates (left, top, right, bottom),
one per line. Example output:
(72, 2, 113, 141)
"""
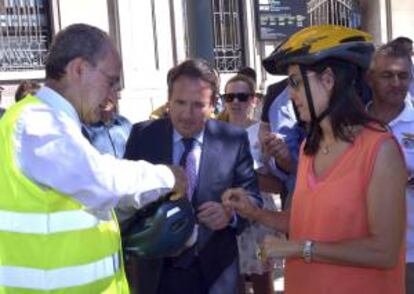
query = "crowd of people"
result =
(0, 22, 413, 294)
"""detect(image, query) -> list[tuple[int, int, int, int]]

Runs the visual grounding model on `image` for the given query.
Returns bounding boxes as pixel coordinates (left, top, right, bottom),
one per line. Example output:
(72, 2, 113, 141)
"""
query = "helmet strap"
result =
(299, 65, 317, 123)
(300, 65, 336, 152)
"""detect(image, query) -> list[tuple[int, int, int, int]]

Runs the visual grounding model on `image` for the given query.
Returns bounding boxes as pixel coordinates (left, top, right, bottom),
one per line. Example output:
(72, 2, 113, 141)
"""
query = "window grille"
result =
(0, 0, 50, 71)
(307, 0, 361, 28)
(212, 0, 244, 73)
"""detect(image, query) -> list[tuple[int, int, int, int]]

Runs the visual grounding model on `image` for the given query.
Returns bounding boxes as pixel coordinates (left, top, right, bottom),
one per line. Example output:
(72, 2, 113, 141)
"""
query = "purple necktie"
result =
(180, 138, 197, 200)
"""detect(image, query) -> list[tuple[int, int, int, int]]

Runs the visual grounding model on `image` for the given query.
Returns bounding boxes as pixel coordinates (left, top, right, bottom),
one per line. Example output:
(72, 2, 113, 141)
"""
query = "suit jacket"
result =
(123, 118, 260, 294)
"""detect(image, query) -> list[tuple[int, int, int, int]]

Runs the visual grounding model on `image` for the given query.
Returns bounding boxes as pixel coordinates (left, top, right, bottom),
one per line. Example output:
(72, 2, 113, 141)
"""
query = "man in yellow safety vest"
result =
(0, 23, 186, 293)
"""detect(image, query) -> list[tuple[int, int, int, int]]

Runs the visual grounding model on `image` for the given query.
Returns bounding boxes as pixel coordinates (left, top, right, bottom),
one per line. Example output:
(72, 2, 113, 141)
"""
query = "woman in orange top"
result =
(222, 25, 407, 293)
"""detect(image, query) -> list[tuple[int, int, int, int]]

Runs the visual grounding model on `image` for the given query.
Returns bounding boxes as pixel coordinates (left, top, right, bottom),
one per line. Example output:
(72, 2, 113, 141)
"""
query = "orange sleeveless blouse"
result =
(286, 127, 405, 294)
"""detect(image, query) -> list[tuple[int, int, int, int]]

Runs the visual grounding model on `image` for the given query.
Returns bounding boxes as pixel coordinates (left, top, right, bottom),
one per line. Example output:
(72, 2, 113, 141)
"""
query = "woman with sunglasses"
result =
(220, 74, 281, 294)
(222, 25, 406, 293)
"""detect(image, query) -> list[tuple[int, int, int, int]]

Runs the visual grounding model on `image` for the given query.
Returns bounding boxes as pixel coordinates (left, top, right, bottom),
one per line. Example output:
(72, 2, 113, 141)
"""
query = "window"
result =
(0, 0, 51, 71)
(212, 0, 244, 73)
(307, 0, 361, 28)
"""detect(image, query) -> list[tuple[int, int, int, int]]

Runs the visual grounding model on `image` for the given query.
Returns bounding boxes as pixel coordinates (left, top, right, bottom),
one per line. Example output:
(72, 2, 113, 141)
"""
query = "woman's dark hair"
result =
(237, 67, 257, 84)
(224, 74, 256, 95)
(303, 58, 386, 155)
(167, 59, 219, 104)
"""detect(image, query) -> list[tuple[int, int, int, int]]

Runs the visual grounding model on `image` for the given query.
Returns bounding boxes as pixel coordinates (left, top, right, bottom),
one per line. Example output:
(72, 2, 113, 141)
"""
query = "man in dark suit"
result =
(124, 59, 260, 294)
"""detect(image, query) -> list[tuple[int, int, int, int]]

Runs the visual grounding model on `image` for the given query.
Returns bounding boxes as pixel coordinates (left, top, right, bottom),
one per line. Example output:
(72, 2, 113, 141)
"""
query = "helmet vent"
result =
(340, 36, 366, 43)
(348, 46, 370, 54)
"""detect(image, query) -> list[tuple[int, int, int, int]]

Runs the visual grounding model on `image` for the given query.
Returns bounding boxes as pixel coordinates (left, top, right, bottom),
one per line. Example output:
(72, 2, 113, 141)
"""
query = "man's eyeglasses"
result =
(222, 92, 252, 103)
(97, 68, 121, 92)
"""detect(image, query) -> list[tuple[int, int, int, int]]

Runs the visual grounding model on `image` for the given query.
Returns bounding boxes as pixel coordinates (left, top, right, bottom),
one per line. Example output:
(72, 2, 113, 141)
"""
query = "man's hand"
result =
(197, 201, 233, 231)
(221, 188, 259, 220)
(261, 133, 292, 173)
(168, 165, 187, 199)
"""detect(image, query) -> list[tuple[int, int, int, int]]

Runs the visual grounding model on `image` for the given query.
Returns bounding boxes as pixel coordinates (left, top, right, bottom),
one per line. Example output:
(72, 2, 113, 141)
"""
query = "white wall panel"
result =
(57, 0, 109, 32)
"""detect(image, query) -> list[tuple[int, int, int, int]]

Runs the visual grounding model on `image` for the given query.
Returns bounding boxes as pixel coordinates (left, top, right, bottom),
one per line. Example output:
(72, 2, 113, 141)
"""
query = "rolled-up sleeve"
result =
(16, 105, 175, 212)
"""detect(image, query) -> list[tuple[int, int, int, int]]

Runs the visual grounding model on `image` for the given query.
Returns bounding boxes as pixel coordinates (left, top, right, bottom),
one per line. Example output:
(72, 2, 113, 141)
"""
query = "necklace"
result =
(320, 141, 336, 155)
(321, 145, 330, 155)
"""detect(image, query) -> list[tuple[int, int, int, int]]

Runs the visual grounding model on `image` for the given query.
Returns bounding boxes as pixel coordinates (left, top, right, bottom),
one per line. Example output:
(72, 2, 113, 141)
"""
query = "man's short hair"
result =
(15, 80, 41, 102)
(167, 59, 219, 103)
(391, 36, 413, 46)
(372, 42, 413, 69)
(45, 24, 112, 80)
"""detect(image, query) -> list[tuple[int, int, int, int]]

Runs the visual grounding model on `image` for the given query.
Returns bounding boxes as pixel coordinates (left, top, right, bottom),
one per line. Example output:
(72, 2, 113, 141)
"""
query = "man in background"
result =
(391, 36, 414, 104)
(367, 41, 414, 294)
(82, 93, 131, 158)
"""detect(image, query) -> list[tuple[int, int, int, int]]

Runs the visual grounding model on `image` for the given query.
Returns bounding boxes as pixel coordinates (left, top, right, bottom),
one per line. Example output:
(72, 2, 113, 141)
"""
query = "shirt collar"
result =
(89, 113, 122, 128)
(390, 101, 414, 125)
(35, 86, 82, 128)
(366, 100, 414, 125)
(173, 128, 205, 146)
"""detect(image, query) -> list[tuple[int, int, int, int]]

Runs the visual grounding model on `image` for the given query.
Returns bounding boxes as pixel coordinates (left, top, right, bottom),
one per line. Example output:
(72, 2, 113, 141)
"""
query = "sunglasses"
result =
(288, 72, 319, 90)
(222, 92, 252, 103)
(287, 76, 302, 90)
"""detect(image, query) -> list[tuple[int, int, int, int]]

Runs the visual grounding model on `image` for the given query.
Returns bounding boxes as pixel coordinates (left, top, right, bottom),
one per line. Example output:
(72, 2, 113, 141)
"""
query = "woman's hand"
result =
(261, 235, 301, 261)
(261, 133, 293, 173)
(221, 188, 259, 220)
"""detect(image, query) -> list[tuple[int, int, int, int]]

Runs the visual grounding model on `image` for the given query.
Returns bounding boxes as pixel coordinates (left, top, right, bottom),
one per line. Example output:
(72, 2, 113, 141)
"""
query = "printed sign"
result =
(256, 0, 309, 41)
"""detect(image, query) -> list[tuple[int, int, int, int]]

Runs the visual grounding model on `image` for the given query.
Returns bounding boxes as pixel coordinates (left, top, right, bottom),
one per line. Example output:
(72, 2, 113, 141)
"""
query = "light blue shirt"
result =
(171, 127, 237, 226)
(83, 114, 132, 159)
(266, 87, 305, 194)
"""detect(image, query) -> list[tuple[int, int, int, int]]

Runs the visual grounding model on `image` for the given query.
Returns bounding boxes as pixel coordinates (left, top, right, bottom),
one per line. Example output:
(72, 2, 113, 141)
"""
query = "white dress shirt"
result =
(387, 102, 414, 263)
(367, 100, 414, 262)
(405, 58, 414, 107)
(16, 86, 175, 215)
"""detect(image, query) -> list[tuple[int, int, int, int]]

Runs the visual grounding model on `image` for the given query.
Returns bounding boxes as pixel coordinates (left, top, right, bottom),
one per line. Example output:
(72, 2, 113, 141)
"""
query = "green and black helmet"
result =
(122, 192, 195, 258)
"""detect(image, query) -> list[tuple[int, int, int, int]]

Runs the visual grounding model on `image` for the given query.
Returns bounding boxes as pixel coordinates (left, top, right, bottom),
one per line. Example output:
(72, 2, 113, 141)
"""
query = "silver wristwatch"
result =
(302, 240, 314, 263)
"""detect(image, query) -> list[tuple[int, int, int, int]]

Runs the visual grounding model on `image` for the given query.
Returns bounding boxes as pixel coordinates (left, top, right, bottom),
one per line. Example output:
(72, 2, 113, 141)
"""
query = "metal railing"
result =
(307, 0, 361, 28)
(212, 0, 244, 72)
(0, 0, 50, 71)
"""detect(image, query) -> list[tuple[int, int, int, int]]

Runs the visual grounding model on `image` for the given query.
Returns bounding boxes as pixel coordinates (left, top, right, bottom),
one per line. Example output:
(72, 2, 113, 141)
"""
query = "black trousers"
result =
(157, 258, 208, 294)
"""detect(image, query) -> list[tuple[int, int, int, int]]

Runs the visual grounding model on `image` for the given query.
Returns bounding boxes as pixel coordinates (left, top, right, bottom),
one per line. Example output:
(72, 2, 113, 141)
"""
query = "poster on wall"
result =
(256, 0, 309, 41)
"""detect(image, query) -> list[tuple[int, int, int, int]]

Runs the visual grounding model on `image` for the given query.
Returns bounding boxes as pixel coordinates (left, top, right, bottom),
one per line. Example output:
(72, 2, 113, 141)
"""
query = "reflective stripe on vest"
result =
(0, 252, 120, 290)
(0, 209, 107, 234)
(0, 95, 130, 292)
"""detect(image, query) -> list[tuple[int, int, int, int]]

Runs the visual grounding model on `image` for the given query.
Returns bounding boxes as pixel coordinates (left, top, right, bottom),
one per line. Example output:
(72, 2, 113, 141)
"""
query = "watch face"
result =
(303, 240, 313, 263)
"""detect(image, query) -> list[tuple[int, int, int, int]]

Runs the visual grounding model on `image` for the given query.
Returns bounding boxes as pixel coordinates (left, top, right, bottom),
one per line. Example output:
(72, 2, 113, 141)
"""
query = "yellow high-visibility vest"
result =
(0, 95, 129, 293)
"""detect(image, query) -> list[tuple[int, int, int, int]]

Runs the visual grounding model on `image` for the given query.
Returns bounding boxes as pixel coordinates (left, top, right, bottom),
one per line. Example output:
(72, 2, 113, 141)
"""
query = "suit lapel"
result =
(149, 118, 173, 165)
(161, 119, 173, 164)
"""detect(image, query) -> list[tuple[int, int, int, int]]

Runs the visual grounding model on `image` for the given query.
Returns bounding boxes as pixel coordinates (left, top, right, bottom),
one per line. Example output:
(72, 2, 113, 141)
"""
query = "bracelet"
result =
(302, 240, 314, 263)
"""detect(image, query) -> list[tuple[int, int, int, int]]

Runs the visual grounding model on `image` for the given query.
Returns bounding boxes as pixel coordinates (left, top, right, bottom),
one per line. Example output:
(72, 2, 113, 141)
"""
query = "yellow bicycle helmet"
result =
(263, 25, 374, 75)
